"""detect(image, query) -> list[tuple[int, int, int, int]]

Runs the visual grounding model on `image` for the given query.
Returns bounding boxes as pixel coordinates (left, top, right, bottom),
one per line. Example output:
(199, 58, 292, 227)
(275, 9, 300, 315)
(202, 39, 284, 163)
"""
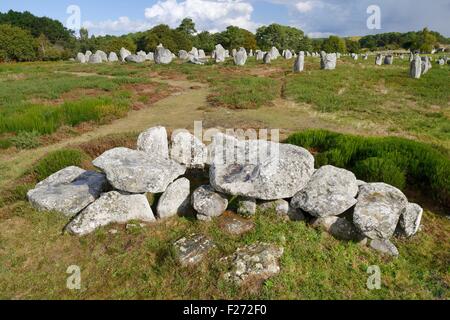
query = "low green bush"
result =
(286, 129, 450, 208)
(10, 131, 41, 149)
(31, 149, 90, 181)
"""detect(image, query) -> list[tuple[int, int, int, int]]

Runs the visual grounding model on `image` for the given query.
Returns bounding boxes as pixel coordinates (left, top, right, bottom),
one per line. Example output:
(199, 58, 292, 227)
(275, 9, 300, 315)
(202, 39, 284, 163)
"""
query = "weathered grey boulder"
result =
(214, 44, 226, 63)
(92, 147, 185, 194)
(95, 50, 108, 62)
(233, 48, 247, 66)
(353, 183, 408, 240)
(125, 54, 145, 63)
(291, 165, 358, 217)
(284, 49, 293, 60)
(269, 47, 280, 60)
(198, 49, 206, 59)
(108, 52, 118, 62)
(410, 55, 422, 79)
(248, 49, 253, 57)
(375, 54, 383, 66)
(170, 131, 207, 168)
(237, 198, 257, 216)
(174, 234, 216, 266)
(320, 52, 337, 70)
(312, 216, 366, 242)
(209, 133, 315, 200)
(293, 51, 304, 72)
(67, 191, 155, 236)
(146, 52, 154, 61)
(155, 46, 173, 64)
(384, 55, 394, 65)
(231, 48, 237, 57)
(137, 126, 169, 159)
(256, 50, 264, 61)
(88, 53, 103, 64)
(27, 167, 108, 217)
(189, 47, 199, 60)
(263, 52, 271, 64)
(76, 52, 86, 63)
(85, 50, 92, 60)
(421, 56, 432, 74)
(119, 47, 131, 62)
(398, 203, 423, 237)
(157, 178, 191, 219)
(370, 239, 399, 257)
(178, 50, 189, 60)
(223, 243, 284, 286)
(259, 199, 289, 215)
(137, 50, 147, 59)
(192, 185, 228, 220)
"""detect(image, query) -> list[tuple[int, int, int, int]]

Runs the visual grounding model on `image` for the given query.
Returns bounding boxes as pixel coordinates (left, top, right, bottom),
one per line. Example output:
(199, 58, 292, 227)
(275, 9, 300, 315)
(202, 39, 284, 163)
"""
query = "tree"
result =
(193, 31, 215, 52)
(137, 24, 192, 53)
(79, 28, 89, 41)
(0, 24, 37, 61)
(345, 39, 360, 53)
(256, 24, 305, 51)
(215, 26, 256, 50)
(177, 18, 196, 36)
(322, 36, 346, 53)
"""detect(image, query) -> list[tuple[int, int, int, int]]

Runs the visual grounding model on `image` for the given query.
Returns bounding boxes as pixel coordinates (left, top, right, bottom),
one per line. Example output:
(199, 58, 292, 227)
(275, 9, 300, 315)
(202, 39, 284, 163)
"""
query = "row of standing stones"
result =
(75, 44, 448, 78)
(27, 127, 424, 285)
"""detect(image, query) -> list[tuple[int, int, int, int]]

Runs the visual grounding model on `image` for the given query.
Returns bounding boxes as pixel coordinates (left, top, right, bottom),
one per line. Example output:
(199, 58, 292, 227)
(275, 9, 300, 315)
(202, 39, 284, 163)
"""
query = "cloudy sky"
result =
(1, 0, 449, 37)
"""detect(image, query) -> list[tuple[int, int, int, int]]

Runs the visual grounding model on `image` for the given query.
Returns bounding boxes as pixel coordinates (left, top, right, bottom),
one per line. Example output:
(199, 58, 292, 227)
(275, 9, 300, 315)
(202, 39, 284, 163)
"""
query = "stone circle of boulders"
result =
(27, 126, 424, 259)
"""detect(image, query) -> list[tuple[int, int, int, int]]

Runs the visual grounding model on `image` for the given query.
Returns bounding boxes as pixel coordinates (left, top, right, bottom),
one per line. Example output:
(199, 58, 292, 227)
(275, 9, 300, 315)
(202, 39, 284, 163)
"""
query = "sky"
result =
(1, 0, 449, 38)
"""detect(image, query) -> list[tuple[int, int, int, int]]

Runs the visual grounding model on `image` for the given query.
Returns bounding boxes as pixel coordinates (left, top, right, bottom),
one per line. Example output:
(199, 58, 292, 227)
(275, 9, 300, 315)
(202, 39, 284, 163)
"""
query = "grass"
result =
(286, 129, 450, 209)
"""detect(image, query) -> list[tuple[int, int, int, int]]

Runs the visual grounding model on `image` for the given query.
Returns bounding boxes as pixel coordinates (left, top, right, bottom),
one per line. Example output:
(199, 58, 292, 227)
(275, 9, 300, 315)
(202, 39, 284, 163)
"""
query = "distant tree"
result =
(322, 35, 346, 53)
(0, 24, 37, 61)
(94, 36, 137, 54)
(215, 26, 256, 50)
(176, 18, 196, 36)
(193, 31, 215, 52)
(256, 24, 305, 51)
(345, 39, 361, 53)
(311, 38, 324, 52)
(79, 28, 89, 41)
(137, 24, 192, 52)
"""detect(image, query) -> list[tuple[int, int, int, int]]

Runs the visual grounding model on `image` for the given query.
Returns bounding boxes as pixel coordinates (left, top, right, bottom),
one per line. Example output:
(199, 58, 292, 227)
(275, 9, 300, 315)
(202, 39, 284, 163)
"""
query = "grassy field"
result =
(0, 55, 449, 300)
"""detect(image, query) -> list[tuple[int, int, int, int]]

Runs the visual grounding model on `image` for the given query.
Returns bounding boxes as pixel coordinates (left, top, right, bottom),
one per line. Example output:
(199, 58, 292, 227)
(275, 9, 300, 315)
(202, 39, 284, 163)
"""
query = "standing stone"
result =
(157, 178, 191, 219)
(256, 50, 264, 61)
(214, 44, 226, 63)
(409, 53, 414, 62)
(170, 131, 208, 169)
(198, 49, 206, 59)
(225, 50, 230, 58)
(410, 54, 422, 79)
(320, 52, 337, 70)
(284, 49, 293, 60)
(248, 49, 253, 57)
(398, 203, 423, 237)
(421, 56, 432, 74)
(95, 50, 108, 62)
(155, 46, 173, 64)
(375, 54, 383, 66)
(108, 52, 119, 62)
(174, 234, 216, 266)
(76, 52, 86, 63)
(27, 167, 108, 217)
(92, 148, 185, 194)
(231, 48, 237, 57)
(88, 53, 102, 64)
(189, 47, 199, 60)
(263, 52, 271, 64)
(67, 191, 155, 236)
(125, 55, 145, 63)
(146, 52, 154, 61)
(269, 47, 280, 60)
(384, 55, 394, 65)
(234, 47, 248, 66)
(192, 185, 228, 220)
(178, 50, 189, 60)
(353, 183, 408, 240)
(291, 165, 358, 217)
(209, 133, 315, 201)
(137, 126, 169, 159)
(85, 50, 92, 60)
(120, 47, 131, 62)
(293, 51, 305, 72)
(438, 58, 445, 65)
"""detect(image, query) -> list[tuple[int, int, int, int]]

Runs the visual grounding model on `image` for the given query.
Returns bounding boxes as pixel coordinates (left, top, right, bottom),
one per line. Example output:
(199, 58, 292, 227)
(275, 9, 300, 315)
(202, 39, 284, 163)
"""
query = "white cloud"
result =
(83, 16, 151, 35)
(144, 0, 259, 32)
(295, 1, 315, 13)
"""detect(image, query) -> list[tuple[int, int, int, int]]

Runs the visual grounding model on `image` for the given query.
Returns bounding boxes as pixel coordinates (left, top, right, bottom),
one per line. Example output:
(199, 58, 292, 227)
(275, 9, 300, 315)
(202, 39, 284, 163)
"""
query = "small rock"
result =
(156, 178, 191, 219)
(174, 234, 216, 266)
(237, 198, 257, 216)
(192, 185, 228, 219)
(370, 239, 399, 257)
(218, 211, 255, 235)
(398, 203, 423, 237)
(311, 216, 366, 242)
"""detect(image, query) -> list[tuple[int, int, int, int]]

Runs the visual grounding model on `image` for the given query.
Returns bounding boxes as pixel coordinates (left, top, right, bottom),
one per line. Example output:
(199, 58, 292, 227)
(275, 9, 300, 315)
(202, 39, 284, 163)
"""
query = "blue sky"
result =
(1, 0, 449, 37)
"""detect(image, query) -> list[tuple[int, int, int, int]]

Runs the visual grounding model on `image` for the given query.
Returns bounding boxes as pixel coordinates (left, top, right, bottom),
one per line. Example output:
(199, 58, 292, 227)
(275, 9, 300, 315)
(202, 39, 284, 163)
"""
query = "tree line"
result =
(0, 10, 448, 62)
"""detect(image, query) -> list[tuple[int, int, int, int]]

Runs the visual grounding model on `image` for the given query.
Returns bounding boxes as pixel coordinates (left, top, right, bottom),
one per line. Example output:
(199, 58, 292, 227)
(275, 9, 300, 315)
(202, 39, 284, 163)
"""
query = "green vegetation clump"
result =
(0, 138, 13, 149)
(30, 148, 90, 181)
(10, 131, 41, 149)
(286, 130, 450, 208)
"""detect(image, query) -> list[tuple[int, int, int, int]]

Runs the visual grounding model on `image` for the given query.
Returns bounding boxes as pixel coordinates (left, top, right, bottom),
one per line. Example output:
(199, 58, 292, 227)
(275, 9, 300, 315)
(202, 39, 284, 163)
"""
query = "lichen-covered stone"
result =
(174, 234, 216, 266)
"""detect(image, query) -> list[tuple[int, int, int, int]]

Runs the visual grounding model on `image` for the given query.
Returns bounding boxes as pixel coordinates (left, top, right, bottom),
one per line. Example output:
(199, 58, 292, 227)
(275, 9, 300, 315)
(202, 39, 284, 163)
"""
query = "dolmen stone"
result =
(67, 191, 155, 236)
(108, 52, 119, 62)
(398, 203, 423, 237)
(92, 147, 185, 194)
(89, 53, 103, 64)
(320, 52, 337, 70)
(174, 234, 216, 266)
(234, 47, 247, 66)
(293, 51, 305, 72)
(137, 126, 169, 159)
(223, 243, 284, 286)
(157, 178, 191, 219)
(291, 165, 358, 217)
(76, 52, 86, 63)
(410, 54, 422, 79)
(353, 183, 408, 240)
(209, 133, 315, 201)
(263, 52, 271, 64)
(384, 55, 394, 65)
(192, 185, 228, 221)
(214, 44, 226, 63)
(170, 131, 208, 169)
(125, 54, 145, 63)
(311, 216, 366, 242)
(375, 54, 383, 66)
(155, 46, 173, 64)
(27, 166, 108, 217)
(120, 47, 131, 62)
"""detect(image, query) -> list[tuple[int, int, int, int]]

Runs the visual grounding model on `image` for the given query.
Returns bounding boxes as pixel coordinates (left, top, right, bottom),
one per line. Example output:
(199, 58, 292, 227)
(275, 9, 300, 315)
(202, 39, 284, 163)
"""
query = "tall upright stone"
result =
(234, 48, 247, 66)
(384, 55, 394, 65)
(293, 51, 305, 72)
(263, 52, 271, 64)
(269, 47, 280, 60)
(410, 54, 422, 79)
(375, 54, 383, 66)
(320, 52, 337, 70)
(155, 46, 173, 64)
(215, 44, 226, 63)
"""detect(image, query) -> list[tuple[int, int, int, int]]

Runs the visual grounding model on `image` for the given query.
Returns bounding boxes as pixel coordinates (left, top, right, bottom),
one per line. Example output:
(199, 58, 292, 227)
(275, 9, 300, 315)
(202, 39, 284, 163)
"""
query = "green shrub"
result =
(10, 131, 41, 149)
(31, 149, 90, 181)
(286, 129, 450, 208)
(0, 138, 13, 149)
